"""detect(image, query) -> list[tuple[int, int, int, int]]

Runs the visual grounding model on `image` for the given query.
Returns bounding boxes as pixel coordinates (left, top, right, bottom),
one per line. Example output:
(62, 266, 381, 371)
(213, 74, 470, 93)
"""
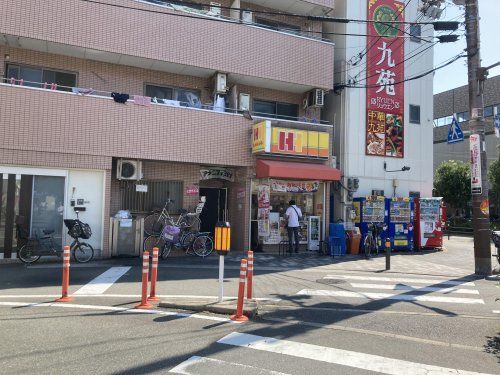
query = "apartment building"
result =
(0, 0, 338, 258)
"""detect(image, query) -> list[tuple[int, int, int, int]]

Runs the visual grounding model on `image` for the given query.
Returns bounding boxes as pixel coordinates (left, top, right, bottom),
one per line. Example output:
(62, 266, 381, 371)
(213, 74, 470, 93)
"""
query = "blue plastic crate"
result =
(329, 236, 347, 256)
(329, 223, 345, 237)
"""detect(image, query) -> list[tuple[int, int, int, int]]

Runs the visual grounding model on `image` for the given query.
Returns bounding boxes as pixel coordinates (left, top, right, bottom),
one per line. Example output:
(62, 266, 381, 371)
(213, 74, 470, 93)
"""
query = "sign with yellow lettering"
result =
(252, 122, 329, 158)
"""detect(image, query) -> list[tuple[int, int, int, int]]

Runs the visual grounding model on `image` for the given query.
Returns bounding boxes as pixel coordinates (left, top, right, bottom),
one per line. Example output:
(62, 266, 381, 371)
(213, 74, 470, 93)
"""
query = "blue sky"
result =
(433, 0, 500, 93)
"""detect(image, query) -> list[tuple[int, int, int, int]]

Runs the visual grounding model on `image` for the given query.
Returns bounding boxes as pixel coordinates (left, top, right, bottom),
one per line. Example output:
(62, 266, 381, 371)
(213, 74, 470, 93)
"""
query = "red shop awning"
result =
(256, 159, 341, 181)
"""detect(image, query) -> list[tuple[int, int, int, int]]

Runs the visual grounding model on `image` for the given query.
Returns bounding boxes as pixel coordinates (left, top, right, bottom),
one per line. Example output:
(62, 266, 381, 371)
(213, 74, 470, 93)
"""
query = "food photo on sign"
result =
(385, 113, 404, 157)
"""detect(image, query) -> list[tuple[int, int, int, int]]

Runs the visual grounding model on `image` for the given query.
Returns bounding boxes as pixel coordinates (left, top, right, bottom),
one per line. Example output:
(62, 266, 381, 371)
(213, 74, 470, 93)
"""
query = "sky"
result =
(433, 0, 500, 94)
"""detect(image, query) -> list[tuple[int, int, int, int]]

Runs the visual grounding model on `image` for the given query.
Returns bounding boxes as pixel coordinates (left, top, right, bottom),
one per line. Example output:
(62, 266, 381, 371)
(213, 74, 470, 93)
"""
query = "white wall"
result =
(325, 0, 435, 219)
(64, 170, 105, 251)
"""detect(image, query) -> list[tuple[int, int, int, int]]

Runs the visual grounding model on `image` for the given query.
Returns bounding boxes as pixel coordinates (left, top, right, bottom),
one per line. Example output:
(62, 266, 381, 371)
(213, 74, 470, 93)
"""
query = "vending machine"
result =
(414, 197, 445, 250)
(386, 197, 414, 251)
(353, 196, 388, 252)
(307, 216, 320, 251)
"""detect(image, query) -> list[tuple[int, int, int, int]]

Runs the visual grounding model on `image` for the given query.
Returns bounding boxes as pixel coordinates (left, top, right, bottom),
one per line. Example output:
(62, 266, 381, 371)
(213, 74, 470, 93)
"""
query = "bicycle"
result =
(143, 199, 202, 236)
(363, 223, 386, 258)
(491, 231, 500, 265)
(17, 218, 94, 264)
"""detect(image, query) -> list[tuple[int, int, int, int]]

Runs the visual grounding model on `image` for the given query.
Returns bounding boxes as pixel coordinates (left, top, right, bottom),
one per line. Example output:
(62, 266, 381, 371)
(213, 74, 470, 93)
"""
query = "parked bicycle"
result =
(143, 199, 202, 236)
(491, 231, 500, 265)
(17, 216, 94, 264)
(363, 223, 386, 258)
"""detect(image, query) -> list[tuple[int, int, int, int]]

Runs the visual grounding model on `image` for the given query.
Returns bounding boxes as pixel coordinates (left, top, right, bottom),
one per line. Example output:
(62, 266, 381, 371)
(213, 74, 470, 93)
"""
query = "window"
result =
(409, 104, 420, 124)
(145, 84, 201, 108)
(410, 24, 422, 43)
(5, 64, 76, 92)
(254, 18, 302, 35)
(253, 99, 299, 121)
(457, 111, 469, 123)
(484, 105, 493, 117)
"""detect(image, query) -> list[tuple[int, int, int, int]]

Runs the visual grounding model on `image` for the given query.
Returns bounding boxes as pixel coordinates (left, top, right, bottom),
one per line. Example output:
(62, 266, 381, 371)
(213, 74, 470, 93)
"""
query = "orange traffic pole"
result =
(246, 250, 254, 300)
(230, 259, 249, 322)
(135, 251, 153, 309)
(148, 247, 160, 302)
(56, 245, 73, 302)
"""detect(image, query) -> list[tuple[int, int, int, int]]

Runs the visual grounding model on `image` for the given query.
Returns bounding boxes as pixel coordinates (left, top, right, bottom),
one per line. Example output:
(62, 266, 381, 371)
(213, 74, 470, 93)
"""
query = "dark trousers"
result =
(287, 227, 299, 253)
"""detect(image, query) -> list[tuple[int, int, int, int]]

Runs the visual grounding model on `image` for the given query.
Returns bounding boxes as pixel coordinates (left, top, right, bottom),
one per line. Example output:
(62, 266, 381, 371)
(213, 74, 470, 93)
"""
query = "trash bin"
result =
(346, 229, 361, 255)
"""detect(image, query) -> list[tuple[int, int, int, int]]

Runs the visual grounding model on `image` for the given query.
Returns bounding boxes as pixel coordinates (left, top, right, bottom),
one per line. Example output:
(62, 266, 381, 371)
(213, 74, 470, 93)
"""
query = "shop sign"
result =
(135, 184, 148, 193)
(185, 185, 199, 196)
(270, 180, 320, 193)
(252, 121, 329, 158)
(470, 134, 482, 194)
(236, 188, 246, 200)
(200, 167, 234, 182)
(365, 0, 405, 158)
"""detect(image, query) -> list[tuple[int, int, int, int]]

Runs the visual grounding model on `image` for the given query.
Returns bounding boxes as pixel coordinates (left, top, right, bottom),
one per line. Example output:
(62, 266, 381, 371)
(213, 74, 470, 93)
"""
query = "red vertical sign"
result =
(366, 0, 405, 158)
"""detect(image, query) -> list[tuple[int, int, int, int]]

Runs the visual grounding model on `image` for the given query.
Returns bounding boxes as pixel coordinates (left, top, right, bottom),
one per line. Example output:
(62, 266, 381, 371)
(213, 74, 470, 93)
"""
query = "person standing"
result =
(285, 200, 302, 253)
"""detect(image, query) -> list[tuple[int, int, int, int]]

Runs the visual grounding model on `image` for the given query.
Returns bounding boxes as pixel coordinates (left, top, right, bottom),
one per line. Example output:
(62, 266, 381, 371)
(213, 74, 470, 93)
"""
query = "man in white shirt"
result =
(285, 200, 302, 253)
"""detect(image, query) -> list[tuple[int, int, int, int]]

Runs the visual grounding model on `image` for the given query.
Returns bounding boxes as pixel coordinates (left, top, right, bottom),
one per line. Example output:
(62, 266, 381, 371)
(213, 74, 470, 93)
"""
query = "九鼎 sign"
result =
(200, 167, 234, 182)
(469, 134, 482, 195)
(366, 0, 405, 158)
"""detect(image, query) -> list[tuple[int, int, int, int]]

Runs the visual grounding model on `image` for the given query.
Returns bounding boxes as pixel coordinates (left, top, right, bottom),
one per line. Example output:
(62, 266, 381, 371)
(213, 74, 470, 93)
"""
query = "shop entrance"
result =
(199, 188, 227, 235)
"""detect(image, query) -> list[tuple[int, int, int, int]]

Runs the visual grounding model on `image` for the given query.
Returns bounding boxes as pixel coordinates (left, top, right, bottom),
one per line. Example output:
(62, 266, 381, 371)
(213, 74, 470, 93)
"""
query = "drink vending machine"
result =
(414, 197, 445, 250)
(353, 196, 388, 252)
(386, 197, 414, 251)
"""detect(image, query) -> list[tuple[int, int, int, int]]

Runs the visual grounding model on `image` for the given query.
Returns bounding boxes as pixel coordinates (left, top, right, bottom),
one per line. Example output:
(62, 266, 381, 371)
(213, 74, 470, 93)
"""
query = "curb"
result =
(159, 299, 260, 318)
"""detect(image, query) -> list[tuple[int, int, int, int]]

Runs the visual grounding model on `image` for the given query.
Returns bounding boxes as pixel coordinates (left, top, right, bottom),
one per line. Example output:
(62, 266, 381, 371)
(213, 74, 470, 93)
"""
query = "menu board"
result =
(420, 199, 440, 222)
(362, 200, 385, 222)
(390, 201, 411, 223)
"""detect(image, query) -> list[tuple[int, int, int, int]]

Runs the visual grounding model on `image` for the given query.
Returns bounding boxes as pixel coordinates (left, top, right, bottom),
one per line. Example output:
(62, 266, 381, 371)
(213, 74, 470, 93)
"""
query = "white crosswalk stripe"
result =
(74, 267, 131, 295)
(349, 283, 480, 294)
(324, 274, 476, 286)
(217, 332, 492, 375)
(169, 356, 289, 375)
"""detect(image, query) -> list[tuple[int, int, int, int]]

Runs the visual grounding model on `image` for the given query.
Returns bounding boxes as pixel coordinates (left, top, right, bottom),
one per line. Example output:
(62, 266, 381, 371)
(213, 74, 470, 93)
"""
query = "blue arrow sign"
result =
(495, 114, 500, 138)
(447, 117, 464, 144)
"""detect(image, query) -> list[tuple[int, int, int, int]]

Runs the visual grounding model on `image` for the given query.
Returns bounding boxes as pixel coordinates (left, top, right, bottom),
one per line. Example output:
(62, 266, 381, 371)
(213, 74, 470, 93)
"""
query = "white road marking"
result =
(324, 274, 476, 286)
(0, 301, 239, 323)
(217, 332, 492, 375)
(73, 267, 131, 295)
(169, 356, 289, 374)
(297, 289, 485, 304)
(349, 283, 480, 294)
(493, 310, 500, 314)
(0, 294, 280, 302)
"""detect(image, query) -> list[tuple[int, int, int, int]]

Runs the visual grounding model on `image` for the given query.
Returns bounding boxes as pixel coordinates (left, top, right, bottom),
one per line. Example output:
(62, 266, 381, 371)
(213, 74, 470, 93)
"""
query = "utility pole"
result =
(464, 0, 491, 275)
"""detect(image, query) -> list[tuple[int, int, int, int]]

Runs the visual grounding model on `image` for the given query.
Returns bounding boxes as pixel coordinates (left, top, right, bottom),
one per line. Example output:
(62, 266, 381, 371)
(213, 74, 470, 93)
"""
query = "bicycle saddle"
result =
(43, 229, 55, 235)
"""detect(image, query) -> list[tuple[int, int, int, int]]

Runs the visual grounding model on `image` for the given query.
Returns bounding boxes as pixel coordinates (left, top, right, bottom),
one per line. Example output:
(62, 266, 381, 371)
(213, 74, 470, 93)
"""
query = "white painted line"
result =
(169, 356, 289, 374)
(0, 294, 281, 302)
(297, 289, 485, 304)
(350, 283, 480, 295)
(217, 332, 492, 375)
(325, 274, 476, 286)
(74, 267, 131, 295)
(0, 301, 240, 323)
(493, 310, 500, 314)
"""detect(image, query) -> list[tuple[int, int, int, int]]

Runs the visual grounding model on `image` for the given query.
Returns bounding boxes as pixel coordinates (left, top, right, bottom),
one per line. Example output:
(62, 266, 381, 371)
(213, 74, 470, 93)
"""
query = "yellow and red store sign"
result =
(252, 120, 329, 158)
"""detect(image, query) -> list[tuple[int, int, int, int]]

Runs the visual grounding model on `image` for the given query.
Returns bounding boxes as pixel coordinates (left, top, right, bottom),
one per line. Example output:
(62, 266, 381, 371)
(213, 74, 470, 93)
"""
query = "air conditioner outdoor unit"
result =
(117, 159, 142, 180)
(239, 93, 250, 111)
(307, 89, 325, 107)
(209, 2, 222, 17)
(241, 10, 253, 24)
(214, 72, 228, 94)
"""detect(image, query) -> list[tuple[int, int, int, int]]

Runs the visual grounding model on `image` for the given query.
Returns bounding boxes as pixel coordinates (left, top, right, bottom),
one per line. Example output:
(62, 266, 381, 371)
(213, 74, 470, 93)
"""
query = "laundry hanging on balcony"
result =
(133, 95, 151, 107)
(72, 87, 95, 95)
(111, 92, 130, 104)
(213, 94, 225, 113)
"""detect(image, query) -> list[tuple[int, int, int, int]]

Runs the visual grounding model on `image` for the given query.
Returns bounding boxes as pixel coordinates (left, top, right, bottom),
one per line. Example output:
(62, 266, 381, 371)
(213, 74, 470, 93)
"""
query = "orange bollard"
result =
(230, 259, 249, 322)
(135, 251, 153, 309)
(55, 245, 73, 302)
(246, 250, 254, 300)
(148, 247, 161, 302)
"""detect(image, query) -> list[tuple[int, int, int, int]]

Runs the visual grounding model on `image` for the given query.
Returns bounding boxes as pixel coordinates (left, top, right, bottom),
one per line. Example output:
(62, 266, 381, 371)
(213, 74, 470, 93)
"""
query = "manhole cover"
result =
(316, 279, 345, 285)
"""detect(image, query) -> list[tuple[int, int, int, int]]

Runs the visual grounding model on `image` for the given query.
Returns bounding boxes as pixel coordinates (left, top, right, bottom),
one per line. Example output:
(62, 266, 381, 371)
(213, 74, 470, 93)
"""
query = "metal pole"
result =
(465, 0, 491, 275)
(218, 255, 224, 303)
(385, 238, 391, 271)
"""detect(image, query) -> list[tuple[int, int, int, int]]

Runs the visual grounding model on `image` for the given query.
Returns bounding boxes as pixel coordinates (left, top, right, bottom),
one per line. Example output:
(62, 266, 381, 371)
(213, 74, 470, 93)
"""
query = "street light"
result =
(384, 162, 411, 173)
(215, 221, 231, 303)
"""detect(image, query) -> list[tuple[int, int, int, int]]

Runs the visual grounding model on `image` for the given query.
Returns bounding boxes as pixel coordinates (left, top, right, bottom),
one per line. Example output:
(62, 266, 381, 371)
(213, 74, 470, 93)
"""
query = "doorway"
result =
(199, 188, 227, 235)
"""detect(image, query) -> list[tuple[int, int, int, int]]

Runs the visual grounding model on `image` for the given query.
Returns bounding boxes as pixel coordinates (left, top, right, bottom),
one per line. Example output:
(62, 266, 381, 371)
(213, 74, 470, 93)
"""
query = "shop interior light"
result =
(215, 221, 231, 255)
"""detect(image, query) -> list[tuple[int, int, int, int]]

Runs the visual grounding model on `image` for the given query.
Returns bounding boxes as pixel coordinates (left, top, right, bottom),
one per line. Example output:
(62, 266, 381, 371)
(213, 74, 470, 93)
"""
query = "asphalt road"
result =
(0, 237, 498, 374)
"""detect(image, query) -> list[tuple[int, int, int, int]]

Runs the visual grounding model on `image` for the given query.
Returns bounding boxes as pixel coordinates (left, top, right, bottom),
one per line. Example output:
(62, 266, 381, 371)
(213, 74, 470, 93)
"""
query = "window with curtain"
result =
(145, 84, 201, 108)
(5, 64, 76, 91)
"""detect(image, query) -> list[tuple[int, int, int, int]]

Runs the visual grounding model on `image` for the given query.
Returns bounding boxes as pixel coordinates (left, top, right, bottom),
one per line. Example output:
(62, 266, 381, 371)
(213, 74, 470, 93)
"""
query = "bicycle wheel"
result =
(143, 235, 166, 253)
(18, 242, 41, 264)
(161, 242, 173, 260)
(182, 231, 197, 255)
(192, 235, 213, 257)
(73, 243, 94, 263)
(144, 213, 166, 236)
